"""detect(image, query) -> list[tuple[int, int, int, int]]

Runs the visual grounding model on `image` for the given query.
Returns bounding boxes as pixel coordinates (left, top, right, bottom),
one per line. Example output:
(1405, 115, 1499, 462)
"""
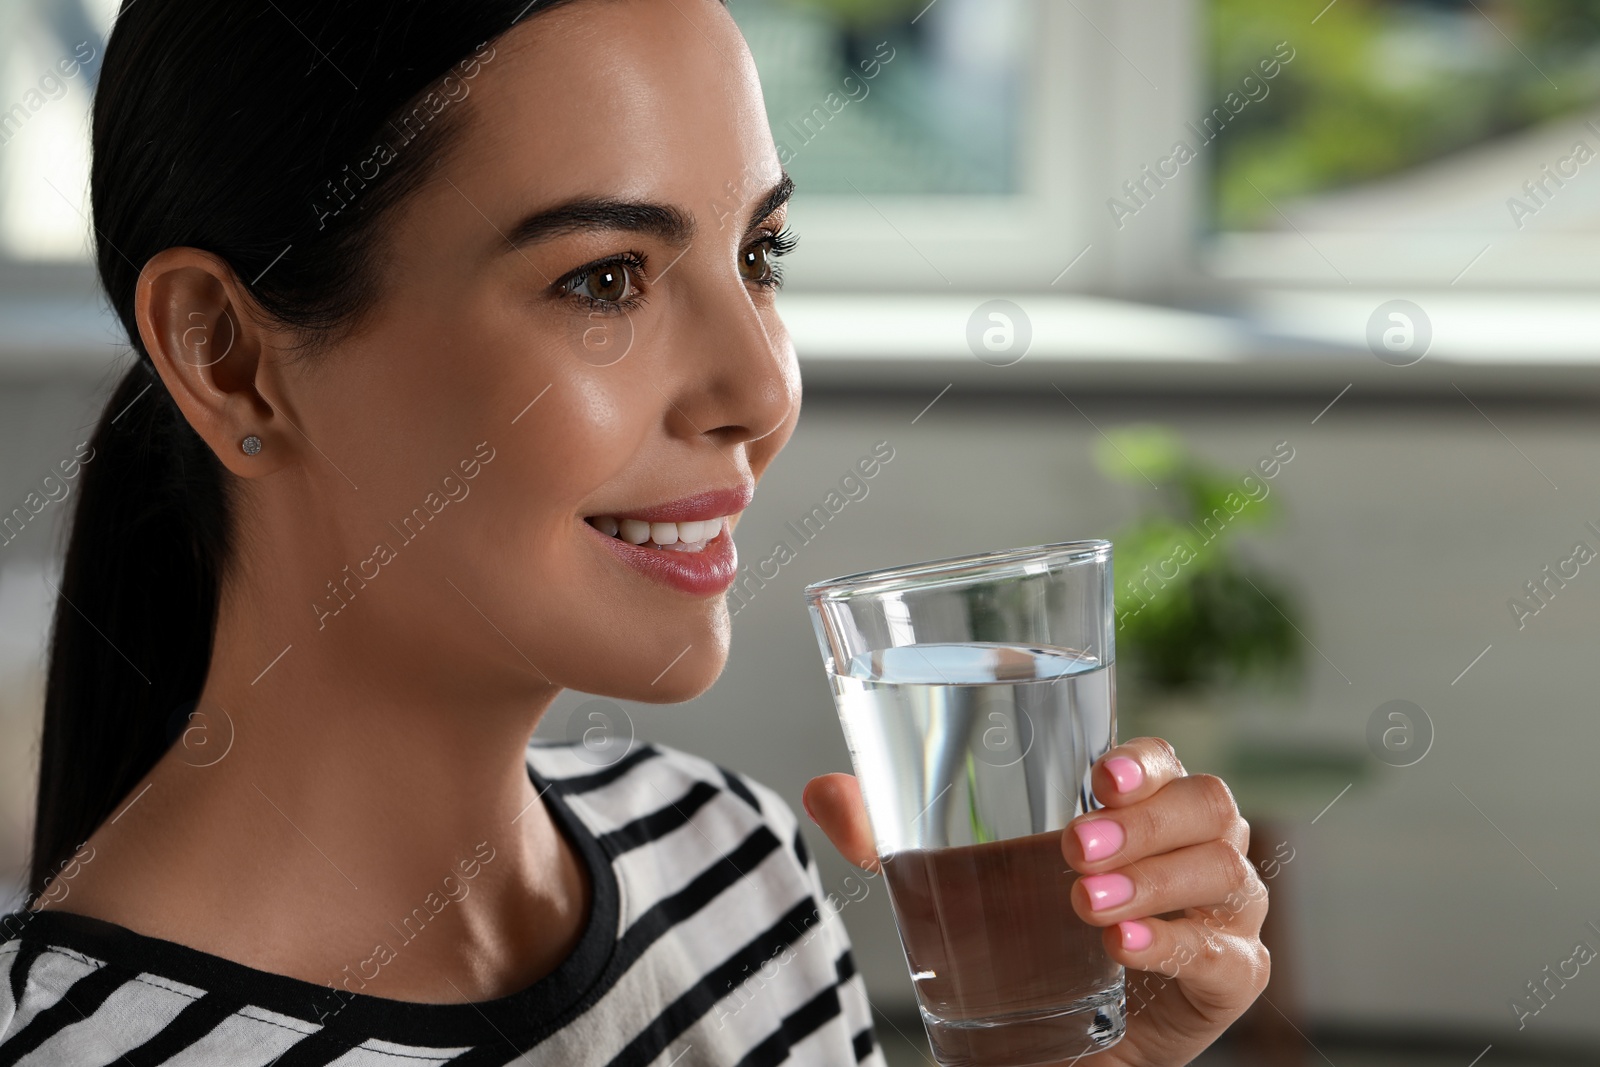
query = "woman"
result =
(0, 0, 1269, 1063)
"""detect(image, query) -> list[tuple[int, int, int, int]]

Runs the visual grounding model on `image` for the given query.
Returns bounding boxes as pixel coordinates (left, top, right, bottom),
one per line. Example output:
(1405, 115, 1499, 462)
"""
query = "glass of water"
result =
(804, 541, 1124, 1066)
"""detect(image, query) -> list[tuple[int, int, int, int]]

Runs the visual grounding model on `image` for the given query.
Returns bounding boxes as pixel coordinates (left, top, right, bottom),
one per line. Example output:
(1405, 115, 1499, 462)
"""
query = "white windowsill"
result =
(779, 291, 1600, 394)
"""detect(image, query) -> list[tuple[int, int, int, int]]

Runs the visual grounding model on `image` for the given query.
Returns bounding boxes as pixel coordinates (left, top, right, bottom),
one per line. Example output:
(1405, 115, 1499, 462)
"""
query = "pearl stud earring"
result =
(241, 435, 262, 456)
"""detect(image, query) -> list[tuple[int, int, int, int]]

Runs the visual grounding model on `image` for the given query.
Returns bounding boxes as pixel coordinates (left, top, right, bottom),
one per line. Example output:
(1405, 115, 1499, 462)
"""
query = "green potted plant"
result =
(1096, 425, 1366, 815)
(1094, 425, 1305, 735)
(1104, 432, 1301, 682)
(1095, 425, 1303, 775)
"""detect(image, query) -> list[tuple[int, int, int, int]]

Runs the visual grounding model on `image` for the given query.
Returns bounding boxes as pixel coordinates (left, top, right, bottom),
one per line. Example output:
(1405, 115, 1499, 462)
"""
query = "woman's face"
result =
(254, 0, 798, 703)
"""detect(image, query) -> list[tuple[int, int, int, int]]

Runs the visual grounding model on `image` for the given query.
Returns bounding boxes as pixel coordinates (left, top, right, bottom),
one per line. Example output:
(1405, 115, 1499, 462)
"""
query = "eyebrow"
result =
(501, 171, 794, 252)
(747, 173, 794, 233)
(504, 198, 692, 250)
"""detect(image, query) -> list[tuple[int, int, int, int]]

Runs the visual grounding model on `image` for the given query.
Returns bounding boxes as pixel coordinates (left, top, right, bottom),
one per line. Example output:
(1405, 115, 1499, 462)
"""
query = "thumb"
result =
(802, 773, 879, 872)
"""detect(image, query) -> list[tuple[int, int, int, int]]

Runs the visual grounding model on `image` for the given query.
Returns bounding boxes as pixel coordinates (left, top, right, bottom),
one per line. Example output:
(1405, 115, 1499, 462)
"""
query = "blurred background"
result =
(4, 0, 1600, 1063)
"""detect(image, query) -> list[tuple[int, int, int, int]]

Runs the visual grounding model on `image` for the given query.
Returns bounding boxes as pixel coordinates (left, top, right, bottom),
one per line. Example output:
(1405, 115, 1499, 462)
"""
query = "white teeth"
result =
(618, 518, 651, 545)
(590, 512, 739, 549)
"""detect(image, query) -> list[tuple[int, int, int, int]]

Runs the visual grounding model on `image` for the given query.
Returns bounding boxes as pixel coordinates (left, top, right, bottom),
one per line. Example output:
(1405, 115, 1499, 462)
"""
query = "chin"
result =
(630, 623, 731, 704)
(553, 604, 731, 705)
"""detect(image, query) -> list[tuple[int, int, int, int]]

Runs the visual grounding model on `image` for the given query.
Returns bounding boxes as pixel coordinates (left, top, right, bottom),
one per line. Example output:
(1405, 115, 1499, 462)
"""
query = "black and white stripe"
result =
(0, 742, 884, 1066)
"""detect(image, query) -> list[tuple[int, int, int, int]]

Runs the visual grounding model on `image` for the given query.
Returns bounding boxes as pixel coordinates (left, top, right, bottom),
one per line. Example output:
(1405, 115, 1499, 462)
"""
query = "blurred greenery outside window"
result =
(1211, 0, 1600, 230)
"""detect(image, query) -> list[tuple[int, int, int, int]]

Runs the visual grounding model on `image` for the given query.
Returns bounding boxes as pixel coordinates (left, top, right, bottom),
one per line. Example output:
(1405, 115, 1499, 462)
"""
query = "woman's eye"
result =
(567, 261, 638, 304)
(740, 227, 795, 287)
(740, 241, 776, 285)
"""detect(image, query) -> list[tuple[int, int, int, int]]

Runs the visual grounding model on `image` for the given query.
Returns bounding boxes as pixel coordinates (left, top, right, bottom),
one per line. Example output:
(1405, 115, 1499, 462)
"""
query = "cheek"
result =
(523, 374, 639, 515)
(495, 370, 733, 697)
(568, 375, 631, 447)
(476, 371, 653, 583)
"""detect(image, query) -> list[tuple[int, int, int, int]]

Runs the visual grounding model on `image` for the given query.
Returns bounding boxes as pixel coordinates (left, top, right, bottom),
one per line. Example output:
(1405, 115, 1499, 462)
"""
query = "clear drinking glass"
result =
(804, 541, 1125, 1066)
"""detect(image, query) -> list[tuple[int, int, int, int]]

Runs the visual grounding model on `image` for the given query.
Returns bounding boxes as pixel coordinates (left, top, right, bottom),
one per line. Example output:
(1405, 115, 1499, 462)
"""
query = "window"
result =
(10, 0, 1587, 353)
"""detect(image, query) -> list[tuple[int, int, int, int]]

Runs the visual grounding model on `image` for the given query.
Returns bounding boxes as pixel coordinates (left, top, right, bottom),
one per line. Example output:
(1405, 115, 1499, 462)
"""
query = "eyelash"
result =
(554, 226, 799, 313)
(759, 226, 799, 289)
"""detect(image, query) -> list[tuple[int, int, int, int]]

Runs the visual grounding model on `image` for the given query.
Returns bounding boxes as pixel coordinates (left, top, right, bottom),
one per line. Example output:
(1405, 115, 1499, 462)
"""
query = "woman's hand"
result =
(802, 736, 1270, 1067)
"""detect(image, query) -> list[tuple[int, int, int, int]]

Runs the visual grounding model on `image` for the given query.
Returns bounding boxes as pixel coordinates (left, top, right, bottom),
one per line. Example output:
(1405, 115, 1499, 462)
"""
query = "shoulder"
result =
(525, 736, 781, 811)
(526, 739, 814, 872)
(0, 911, 190, 1049)
(524, 741, 883, 1063)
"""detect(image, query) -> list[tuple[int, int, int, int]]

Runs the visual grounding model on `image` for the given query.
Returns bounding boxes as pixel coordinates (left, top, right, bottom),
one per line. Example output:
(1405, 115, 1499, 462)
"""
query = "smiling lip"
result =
(585, 483, 752, 596)
(592, 484, 754, 525)
(589, 525, 739, 595)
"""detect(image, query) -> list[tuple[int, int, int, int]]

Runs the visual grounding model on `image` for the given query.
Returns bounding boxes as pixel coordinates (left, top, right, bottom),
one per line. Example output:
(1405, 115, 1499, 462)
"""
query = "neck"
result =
(45, 526, 589, 1002)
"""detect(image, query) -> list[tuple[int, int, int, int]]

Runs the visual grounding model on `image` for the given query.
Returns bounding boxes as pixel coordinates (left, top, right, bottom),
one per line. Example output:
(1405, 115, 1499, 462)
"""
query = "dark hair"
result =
(28, 0, 594, 898)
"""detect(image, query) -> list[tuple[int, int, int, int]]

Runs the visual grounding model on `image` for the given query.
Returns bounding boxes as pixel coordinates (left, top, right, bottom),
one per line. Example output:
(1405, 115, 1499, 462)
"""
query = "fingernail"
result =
(1082, 872, 1135, 911)
(1105, 757, 1143, 794)
(1072, 819, 1125, 863)
(801, 793, 818, 825)
(1118, 920, 1153, 952)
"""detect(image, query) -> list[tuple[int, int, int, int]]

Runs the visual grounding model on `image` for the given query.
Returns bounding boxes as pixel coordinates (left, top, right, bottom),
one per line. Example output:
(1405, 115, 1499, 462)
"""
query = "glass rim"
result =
(803, 539, 1111, 603)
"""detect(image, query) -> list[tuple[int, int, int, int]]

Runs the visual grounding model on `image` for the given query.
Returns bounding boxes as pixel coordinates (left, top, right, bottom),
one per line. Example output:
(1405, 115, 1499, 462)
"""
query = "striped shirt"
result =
(0, 742, 883, 1066)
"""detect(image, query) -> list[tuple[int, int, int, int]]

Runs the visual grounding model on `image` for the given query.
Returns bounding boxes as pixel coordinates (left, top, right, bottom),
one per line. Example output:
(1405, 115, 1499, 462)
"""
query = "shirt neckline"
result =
(3, 758, 620, 1048)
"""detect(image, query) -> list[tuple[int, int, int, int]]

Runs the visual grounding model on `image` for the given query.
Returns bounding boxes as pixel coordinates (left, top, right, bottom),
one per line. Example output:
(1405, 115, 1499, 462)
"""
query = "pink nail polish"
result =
(1118, 920, 1153, 952)
(1082, 872, 1135, 911)
(1072, 820, 1125, 863)
(1105, 757, 1143, 794)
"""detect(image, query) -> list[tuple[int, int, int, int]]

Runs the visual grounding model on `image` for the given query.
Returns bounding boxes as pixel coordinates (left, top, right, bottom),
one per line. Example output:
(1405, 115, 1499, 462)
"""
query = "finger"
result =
(1064, 773, 1250, 872)
(802, 773, 878, 871)
(1105, 915, 1271, 1024)
(1069, 839, 1269, 934)
(1089, 736, 1187, 809)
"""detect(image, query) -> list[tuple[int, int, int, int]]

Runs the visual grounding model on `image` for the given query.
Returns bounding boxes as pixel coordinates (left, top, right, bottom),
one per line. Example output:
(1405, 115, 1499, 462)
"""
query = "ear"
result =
(134, 247, 293, 478)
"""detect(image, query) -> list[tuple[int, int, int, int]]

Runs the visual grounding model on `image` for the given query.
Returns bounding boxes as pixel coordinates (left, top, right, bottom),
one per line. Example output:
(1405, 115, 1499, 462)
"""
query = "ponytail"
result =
(29, 363, 227, 895)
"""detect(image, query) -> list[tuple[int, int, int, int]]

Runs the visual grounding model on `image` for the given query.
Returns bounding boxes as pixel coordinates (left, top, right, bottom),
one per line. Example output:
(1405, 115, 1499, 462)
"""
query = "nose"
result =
(661, 281, 799, 452)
